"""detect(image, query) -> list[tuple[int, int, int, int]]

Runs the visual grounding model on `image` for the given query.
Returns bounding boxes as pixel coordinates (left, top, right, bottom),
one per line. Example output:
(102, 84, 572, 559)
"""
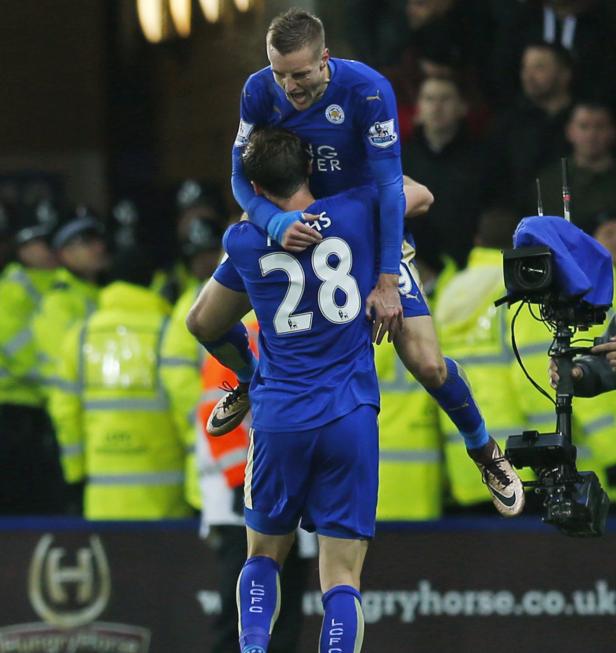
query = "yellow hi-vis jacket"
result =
(160, 283, 257, 514)
(0, 263, 56, 406)
(571, 267, 616, 499)
(159, 283, 204, 508)
(32, 267, 100, 399)
(49, 281, 191, 520)
(375, 341, 443, 520)
(435, 248, 533, 506)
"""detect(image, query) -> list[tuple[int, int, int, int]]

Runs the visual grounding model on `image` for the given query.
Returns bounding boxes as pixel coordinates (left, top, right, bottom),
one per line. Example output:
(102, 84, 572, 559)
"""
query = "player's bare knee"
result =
(186, 299, 221, 342)
(318, 536, 367, 592)
(185, 304, 204, 339)
(397, 342, 446, 387)
(247, 529, 295, 566)
(415, 356, 447, 389)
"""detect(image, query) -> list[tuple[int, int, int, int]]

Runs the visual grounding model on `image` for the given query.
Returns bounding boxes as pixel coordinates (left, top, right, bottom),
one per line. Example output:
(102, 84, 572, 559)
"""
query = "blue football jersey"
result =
(234, 58, 401, 198)
(217, 186, 380, 432)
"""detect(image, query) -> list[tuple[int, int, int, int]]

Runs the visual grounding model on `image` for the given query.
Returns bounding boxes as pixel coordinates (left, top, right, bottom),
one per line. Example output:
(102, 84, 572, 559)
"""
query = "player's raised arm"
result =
(364, 157, 405, 344)
(357, 73, 405, 272)
(231, 83, 319, 250)
(357, 74, 406, 342)
(363, 172, 434, 342)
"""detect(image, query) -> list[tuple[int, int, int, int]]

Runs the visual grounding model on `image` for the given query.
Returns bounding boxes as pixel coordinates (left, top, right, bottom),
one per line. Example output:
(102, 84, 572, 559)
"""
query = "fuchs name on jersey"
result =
(308, 212, 332, 233)
(265, 212, 331, 248)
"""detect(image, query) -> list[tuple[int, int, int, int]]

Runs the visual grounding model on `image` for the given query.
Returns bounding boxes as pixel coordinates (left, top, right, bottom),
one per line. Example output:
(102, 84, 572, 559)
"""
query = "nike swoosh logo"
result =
(491, 487, 517, 507)
(210, 412, 243, 428)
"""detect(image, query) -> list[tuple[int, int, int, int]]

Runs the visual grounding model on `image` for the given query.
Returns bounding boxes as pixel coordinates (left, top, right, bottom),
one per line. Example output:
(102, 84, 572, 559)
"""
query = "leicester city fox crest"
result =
(325, 104, 345, 124)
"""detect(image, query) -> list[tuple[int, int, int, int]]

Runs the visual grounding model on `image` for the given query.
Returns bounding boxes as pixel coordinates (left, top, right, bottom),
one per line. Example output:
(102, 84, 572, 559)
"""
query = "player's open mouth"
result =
(289, 92, 307, 104)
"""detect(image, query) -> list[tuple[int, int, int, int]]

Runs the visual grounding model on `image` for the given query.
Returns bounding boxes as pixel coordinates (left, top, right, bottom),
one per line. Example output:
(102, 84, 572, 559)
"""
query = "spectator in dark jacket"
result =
(386, 0, 493, 140)
(403, 76, 487, 270)
(525, 101, 616, 232)
(486, 41, 573, 209)
(489, 0, 616, 106)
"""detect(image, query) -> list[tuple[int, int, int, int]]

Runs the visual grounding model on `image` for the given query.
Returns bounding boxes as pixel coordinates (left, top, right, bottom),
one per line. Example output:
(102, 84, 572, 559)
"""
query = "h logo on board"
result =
(29, 534, 110, 628)
(0, 534, 151, 652)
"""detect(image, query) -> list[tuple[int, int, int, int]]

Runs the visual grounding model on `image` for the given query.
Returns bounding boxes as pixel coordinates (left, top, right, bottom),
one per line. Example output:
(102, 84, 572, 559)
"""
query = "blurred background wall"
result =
(0, 0, 108, 209)
(0, 0, 349, 215)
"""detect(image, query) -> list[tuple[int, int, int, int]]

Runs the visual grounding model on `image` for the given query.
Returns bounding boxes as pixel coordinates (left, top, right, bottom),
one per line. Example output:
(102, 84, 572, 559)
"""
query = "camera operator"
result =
(549, 317, 616, 396)
(545, 211, 616, 508)
(591, 327, 616, 375)
(548, 312, 616, 504)
(549, 210, 616, 396)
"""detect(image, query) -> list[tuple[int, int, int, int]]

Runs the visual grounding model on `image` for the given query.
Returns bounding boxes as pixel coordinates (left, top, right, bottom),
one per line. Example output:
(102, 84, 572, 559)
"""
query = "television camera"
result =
(495, 167, 612, 536)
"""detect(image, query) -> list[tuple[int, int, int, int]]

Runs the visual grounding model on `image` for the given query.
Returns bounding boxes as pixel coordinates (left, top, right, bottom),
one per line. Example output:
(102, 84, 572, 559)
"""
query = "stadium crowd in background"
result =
(0, 1, 614, 526)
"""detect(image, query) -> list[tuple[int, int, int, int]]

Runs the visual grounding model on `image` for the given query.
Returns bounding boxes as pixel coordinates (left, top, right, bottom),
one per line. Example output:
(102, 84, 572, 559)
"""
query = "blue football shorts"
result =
(399, 239, 431, 319)
(244, 403, 379, 540)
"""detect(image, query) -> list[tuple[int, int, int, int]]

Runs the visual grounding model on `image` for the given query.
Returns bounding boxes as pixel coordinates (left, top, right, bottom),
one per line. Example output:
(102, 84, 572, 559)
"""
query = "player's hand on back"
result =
(280, 213, 323, 252)
(366, 272, 403, 345)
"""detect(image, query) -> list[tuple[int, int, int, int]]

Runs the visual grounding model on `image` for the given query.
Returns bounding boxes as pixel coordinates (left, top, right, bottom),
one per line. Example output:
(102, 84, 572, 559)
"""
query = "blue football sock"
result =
(427, 357, 489, 450)
(237, 556, 281, 653)
(319, 585, 364, 653)
(200, 322, 257, 384)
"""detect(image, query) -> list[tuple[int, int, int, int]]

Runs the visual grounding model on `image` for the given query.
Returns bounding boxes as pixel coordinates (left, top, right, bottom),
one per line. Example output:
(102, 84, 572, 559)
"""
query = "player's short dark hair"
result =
(267, 8, 325, 57)
(242, 127, 310, 199)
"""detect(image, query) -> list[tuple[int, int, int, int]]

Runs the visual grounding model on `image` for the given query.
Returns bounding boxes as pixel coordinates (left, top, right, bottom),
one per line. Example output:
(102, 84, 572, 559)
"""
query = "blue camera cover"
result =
(514, 215, 613, 308)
